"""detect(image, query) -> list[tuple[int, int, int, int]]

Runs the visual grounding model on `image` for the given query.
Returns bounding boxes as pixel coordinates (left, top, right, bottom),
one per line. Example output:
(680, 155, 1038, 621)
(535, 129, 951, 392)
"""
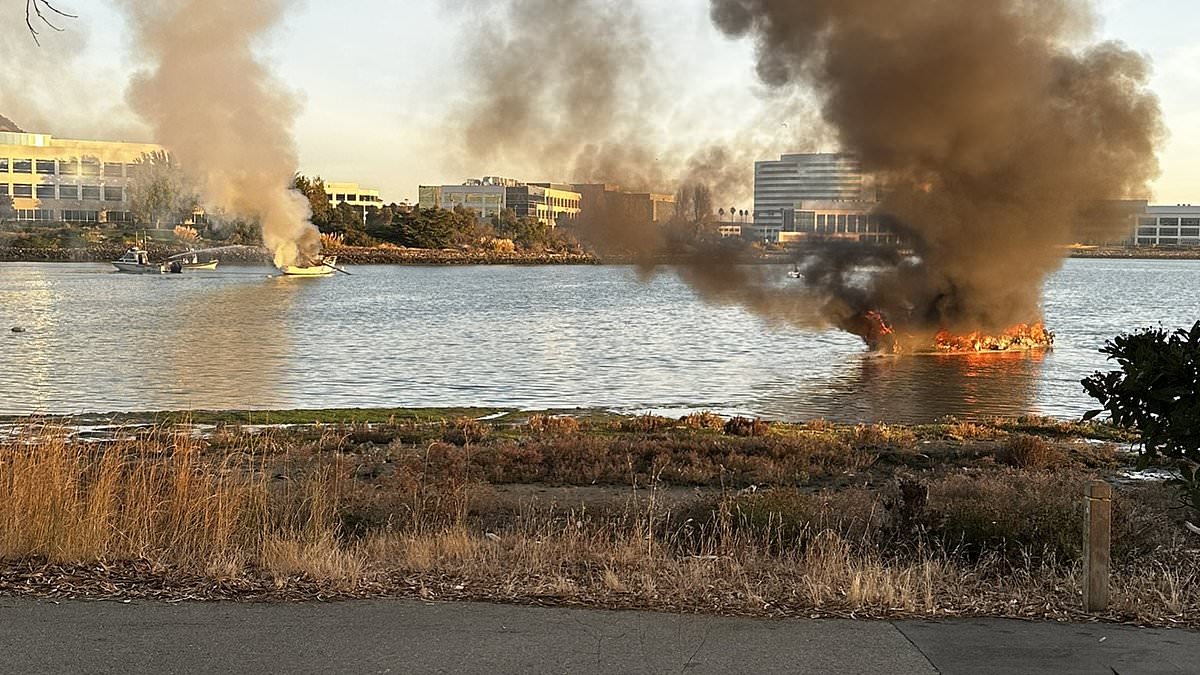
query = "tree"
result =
(0, 191, 13, 223)
(1083, 322, 1200, 530)
(293, 174, 333, 229)
(127, 151, 198, 229)
(25, 0, 75, 45)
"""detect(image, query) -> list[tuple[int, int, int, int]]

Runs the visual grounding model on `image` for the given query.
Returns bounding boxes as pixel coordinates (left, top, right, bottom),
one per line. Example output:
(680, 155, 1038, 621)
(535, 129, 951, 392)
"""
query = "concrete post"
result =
(1083, 480, 1112, 613)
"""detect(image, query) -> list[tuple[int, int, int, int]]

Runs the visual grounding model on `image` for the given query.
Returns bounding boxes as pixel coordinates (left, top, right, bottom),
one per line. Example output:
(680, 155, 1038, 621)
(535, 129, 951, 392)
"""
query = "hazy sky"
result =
(12, 0, 1198, 205)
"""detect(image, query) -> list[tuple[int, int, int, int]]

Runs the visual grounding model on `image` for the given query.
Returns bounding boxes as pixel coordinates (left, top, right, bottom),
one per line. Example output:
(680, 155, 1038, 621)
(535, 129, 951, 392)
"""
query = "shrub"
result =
(441, 418, 491, 446)
(724, 417, 769, 437)
(525, 415, 581, 436)
(1083, 322, 1200, 522)
(1000, 434, 1065, 470)
(680, 412, 725, 431)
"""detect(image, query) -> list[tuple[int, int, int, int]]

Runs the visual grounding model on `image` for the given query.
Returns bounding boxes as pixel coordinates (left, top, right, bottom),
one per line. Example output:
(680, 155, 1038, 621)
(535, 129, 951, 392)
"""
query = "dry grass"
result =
(0, 419, 1195, 627)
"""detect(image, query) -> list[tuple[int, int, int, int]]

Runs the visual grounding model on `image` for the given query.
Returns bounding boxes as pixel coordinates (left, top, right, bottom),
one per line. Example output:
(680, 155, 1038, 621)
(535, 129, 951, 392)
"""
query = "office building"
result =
(419, 177, 581, 226)
(778, 200, 903, 246)
(753, 153, 875, 237)
(1134, 205, 1200, 246)
(571, 183, 676, 229)
(325, 181, 384, 208)
(0, 131, 163, 224)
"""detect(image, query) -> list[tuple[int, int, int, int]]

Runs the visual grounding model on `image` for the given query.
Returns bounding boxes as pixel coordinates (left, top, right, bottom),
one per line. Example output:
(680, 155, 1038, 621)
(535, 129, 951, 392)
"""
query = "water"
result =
(1, 259, 1197, 422)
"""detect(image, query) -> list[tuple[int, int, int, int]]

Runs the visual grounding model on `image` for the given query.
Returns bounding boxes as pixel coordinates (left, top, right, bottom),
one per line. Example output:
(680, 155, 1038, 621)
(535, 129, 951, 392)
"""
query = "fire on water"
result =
(855, 312, 1055, 355)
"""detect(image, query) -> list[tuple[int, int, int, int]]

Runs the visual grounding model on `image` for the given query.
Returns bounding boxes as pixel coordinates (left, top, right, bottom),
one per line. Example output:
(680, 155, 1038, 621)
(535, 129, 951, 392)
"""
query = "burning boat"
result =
(279, 255, 340, 277)
(851, 312, 1054, 355)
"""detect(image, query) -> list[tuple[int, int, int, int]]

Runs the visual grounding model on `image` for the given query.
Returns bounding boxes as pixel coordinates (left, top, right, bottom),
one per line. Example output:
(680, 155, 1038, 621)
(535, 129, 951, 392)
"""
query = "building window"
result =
(81, 160, 101, 176)
(0, 184, 7, 196)
(0, 158, 7, 172)
(36, 184, 55, 199)
(1138, 217, 1157, 227)
(103, 163, 123, 178)
(58, 184, 79, 199)
(15, 209, 53, 221)
(36, 160, 56, 175)
(13, 184, 32, 198)
(1159, 218, 1180, 227)
(63, 210, 100, 223)
(104, 186, 124, 202)
(13, 159, 32, 174)
(335, 194, 346, 201)
(59, 160, 79, 175)
(1181, 218, 1200, 227)
(81, 185, 101, 200)
(107, 211, 134, 224)
(1182, 228, 1200, 238)
(1137, 227, 1157, 237)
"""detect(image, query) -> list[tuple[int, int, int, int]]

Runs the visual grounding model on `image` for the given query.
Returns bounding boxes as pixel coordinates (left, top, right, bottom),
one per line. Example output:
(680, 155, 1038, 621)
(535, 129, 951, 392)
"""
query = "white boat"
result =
(113, 247, 165, 274)
(787, 265, 803, 279)
(168, 252, 220, 271)
(279, 255, 338, 277)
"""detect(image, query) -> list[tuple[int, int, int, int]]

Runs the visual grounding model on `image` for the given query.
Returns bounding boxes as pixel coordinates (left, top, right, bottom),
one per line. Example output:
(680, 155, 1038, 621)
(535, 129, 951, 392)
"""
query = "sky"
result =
(7, 0, 1197, 205)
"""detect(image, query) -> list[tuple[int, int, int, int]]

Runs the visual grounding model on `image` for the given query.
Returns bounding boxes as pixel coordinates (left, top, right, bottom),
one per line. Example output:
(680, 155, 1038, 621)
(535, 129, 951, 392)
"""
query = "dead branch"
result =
(25, 0, 76, 46)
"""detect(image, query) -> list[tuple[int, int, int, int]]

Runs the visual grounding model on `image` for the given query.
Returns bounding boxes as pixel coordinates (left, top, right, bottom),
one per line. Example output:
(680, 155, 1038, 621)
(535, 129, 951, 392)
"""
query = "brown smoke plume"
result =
(118, 0, 318, 268)
(709, 0, 1165, 334)
(443, 0, 822, 221)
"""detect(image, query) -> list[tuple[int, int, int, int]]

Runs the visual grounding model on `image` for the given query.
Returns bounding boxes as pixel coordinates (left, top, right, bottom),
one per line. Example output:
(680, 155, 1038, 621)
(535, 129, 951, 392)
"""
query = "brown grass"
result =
(0, 419, 1195, 627)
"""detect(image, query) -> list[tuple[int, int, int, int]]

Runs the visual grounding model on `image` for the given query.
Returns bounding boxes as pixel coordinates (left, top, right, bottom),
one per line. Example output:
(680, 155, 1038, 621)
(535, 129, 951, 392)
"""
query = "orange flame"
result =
(932, 323, 1054, 353)
(857, 312, 1054, 354)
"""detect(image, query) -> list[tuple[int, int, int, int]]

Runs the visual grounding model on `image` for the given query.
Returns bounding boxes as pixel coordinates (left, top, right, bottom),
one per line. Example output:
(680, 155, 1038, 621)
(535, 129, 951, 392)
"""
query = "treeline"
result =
(293, 176, 578, 252)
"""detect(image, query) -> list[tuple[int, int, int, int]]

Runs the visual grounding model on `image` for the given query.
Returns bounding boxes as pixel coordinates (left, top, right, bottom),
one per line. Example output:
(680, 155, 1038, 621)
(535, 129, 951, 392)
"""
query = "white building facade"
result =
(1134, 205, 1200, 246)
(752, 153, 875, 240)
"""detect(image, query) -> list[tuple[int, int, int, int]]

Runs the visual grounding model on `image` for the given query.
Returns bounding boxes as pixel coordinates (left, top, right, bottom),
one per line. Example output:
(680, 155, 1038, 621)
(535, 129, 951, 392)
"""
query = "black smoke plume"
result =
(709, 0, 1164, 336)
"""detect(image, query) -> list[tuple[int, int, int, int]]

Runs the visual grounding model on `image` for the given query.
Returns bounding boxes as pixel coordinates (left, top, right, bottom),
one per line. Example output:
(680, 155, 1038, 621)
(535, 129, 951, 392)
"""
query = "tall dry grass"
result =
(0, 421, 1196, 624)
(0, 426, 348, 581)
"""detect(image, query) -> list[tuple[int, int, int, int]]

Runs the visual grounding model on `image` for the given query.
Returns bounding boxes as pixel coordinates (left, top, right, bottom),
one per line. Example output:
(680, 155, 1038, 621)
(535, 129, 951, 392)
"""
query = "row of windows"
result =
(6, 209, 134, 223)
(1138, 227, 1200, 238)
(0, 158, 138, 178)
(1, 183, 125, 201)
(327, 192, 382, 204)
(1138, 216, 1200, 227)
(1138, 237, 1200, 246)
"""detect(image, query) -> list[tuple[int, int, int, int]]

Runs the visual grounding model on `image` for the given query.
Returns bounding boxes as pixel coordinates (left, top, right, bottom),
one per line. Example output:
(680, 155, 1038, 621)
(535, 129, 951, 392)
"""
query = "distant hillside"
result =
(0, 114, 23, 133)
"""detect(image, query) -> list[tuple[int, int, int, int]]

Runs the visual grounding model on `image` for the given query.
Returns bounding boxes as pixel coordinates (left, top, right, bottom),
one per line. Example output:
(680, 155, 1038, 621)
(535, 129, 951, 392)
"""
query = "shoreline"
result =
(4, 244, 1200, 265)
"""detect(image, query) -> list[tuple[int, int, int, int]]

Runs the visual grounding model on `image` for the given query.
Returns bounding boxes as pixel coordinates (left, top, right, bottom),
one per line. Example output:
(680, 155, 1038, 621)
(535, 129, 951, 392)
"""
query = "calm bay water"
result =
(1, 259, 1197, 422)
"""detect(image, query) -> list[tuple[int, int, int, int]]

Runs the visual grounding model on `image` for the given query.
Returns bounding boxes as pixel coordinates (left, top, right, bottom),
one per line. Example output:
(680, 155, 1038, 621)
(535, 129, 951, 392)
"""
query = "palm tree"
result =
(718, 208, 726, 221)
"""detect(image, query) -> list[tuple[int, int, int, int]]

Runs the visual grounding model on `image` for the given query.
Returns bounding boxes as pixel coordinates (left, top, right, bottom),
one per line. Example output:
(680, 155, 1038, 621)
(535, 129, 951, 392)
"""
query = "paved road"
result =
(1, 599, 1196, 674)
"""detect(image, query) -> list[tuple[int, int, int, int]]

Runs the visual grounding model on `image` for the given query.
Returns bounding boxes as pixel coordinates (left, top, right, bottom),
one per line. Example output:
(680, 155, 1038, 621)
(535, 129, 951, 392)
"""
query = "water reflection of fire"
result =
(854, 312, 1055, 355)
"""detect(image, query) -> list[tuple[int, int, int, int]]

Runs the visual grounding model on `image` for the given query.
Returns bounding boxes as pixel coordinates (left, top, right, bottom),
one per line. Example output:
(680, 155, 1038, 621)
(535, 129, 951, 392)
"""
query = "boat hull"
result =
(182, 260, 219, 271)
(113, 261, 164, 274)
(279, 256, 337, 277)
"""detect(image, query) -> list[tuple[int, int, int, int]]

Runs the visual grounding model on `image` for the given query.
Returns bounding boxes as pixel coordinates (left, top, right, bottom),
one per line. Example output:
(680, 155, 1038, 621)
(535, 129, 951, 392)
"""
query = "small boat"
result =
(168, 252, 220, 271)
(113, 247, 165, 274)
(787, 264, 803, 279)
(279, 255, 338, 277)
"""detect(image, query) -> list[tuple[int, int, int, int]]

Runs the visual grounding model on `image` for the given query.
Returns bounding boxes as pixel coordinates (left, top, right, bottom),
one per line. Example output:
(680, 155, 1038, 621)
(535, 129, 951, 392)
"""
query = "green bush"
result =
(1083, 322, 1200, 520)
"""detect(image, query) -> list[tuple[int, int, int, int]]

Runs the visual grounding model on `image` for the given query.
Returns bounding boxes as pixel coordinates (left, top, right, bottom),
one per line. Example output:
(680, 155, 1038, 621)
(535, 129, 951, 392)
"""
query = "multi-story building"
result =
(419, 177, 581, 226)
(571, 183, 676, 229)
(1134, 205, 1200, 246)
(778, 200, 904, 246)
(325, 181, 384, 209)
(753, 153, 875, 239)
(0, 131, 162, 224)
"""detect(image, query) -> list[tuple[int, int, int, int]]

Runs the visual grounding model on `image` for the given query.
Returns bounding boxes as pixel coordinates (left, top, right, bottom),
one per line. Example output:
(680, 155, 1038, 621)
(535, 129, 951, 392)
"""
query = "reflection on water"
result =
(759, 351, 1045, 424)
(163, 277, 298, 410)
(1, 259, 1199, 422)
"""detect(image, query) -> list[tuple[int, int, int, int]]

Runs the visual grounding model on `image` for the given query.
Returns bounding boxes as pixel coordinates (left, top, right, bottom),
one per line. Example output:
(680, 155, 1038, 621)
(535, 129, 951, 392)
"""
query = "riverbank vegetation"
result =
(1, 412, 1196, 626)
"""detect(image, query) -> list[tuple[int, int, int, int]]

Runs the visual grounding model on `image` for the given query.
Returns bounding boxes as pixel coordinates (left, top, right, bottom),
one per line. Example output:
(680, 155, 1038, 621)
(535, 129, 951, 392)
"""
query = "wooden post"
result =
(1083, 480, 1112, 613)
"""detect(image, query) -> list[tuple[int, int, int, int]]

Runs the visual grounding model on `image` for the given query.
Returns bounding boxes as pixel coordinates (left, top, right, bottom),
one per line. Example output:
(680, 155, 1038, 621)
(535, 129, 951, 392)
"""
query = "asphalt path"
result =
(1, 599, 1196, 674)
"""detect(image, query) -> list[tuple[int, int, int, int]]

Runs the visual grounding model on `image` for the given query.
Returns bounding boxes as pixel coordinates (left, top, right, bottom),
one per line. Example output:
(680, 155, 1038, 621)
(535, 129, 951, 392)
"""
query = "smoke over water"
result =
(119, 0, 319, 268)
(443, 0, 822, 218)
(709, 0, 1164, 338)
